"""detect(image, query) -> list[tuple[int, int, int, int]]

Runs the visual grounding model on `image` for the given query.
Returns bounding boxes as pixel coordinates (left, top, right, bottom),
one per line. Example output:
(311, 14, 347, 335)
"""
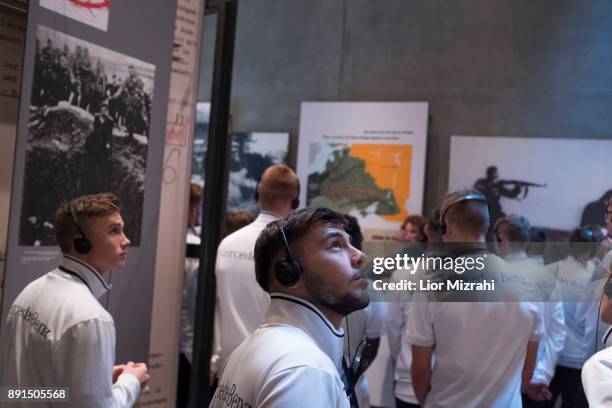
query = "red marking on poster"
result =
(68, 0, 110, 9)
(166, 122, 187, 146)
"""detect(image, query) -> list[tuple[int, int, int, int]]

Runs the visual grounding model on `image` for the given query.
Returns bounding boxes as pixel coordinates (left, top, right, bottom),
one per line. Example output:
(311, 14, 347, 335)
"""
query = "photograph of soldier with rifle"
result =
(474, 165, 547, 239)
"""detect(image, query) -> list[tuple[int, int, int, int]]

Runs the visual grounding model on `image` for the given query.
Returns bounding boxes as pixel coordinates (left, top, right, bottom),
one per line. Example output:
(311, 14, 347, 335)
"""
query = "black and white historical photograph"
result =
(449, 135, 612, 239)
(192, 103, 290, 215)
(19, 25, 156, 246)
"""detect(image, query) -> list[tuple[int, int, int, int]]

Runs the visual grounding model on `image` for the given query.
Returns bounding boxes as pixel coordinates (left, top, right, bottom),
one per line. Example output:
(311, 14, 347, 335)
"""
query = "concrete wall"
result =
(198, 0, 612, 213)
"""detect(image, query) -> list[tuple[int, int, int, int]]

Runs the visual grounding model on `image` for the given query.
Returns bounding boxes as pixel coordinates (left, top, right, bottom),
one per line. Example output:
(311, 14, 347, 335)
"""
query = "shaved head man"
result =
(257, 164, 300, 218)
(212, 164, 301, 378)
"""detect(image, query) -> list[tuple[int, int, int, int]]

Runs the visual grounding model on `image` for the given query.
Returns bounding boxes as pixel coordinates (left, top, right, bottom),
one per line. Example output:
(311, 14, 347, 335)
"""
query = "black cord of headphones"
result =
(105, 271, 113, 309)
(345, 315, 351, 365)
(595, 289, 604, 354)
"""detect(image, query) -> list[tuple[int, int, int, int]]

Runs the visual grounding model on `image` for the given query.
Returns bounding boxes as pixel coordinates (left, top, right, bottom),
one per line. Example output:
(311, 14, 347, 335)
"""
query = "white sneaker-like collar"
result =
(265, 293, 345, 368)
(59, 254, 111, 298)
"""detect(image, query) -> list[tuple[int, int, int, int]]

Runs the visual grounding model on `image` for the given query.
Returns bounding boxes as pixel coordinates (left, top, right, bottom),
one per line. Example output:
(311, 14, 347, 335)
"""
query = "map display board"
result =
(297, 102, 428, 242)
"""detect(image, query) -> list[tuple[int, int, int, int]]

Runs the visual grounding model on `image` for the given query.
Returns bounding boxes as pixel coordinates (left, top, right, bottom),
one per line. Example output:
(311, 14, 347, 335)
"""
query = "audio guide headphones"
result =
(274, 225, 302, 286)
(69, 203, 92, 255)
(254, 178, 301, 210)
(604, 275, 612, 299)
(437, 191, 489, 236)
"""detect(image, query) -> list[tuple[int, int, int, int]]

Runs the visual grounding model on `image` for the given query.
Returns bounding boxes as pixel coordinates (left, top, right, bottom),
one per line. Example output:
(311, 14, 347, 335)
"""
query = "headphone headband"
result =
(437, 191, 488, 236)
(278, 226, 295, 260)
(274, 224, 301, 286)
(439, 192, 488, 225)
(69, 204, 87, 238)
(68, 202, 92, 255)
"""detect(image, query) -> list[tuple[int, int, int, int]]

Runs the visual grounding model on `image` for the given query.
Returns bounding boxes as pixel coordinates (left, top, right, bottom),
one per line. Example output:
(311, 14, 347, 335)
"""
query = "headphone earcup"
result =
(274, 258, 301, 286)
(74, 236, 92, 255)
(437, 224, 447, 236)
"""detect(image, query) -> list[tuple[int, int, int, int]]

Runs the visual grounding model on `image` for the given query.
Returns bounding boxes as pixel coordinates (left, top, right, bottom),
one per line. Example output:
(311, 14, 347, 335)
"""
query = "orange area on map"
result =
(349, 144, 412, 222)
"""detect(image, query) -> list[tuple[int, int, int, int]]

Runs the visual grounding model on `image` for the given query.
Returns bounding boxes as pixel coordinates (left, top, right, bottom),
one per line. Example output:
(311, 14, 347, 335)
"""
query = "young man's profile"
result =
(1, 193, 149, 407)
(209, 207, 369, 407)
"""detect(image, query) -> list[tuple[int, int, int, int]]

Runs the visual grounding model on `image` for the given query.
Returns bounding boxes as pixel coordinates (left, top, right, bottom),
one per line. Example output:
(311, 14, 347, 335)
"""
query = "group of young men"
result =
(1, 163, 611, 407)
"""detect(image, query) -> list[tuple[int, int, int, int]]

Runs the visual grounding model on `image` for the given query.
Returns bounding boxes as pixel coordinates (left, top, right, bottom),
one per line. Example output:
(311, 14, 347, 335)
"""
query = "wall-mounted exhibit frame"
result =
(0, 0, 178, 365)
(190, 0, 239, 407)
(0, 1, 26, 310)
(296, 102, 429, 242)
(449, 135, 612, 236)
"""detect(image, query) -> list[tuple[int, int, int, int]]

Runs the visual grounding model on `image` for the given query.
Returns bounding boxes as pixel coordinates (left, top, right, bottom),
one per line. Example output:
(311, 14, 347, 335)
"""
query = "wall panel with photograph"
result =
(193, 102, 291, 215)
(1, 0, 177, 364)
(0, 3, 26, 305)
(20, 25, 155, 246)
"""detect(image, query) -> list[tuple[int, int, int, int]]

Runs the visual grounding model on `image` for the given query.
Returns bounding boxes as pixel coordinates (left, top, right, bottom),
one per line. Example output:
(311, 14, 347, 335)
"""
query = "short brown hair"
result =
(54, 193, 121, 252)
(189, 183, 203, 206)
(223, 211, 254, 237)
(401, 214, 427, 241)
(495, 214, 531, 244)
(254, 207, 346, 292)
(257, 165, 299, 207)
(441, 189, 489, 236)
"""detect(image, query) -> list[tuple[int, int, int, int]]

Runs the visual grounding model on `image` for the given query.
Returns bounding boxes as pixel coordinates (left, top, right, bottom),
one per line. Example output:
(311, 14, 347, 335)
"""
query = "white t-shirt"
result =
(386, 266, 423, 405)
(406, 254, 544, 408)
(504, 252, 567, 385)
(549, 257, 601, 368)
(0, 255, 140, 407)
(582, 346, 612, 407)
(210, 294, 350, 408)
(213, 211, 280, 365)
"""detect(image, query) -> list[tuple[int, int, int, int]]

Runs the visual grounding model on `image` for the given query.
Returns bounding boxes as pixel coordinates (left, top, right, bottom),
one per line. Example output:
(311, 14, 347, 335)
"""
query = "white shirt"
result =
(180, 232, 201, 362)
(386, 267, 422, 405)
(406, 253, 544, 408)
(504, 252, 567, 385)
(213, 211, 280, 366)
(582, 346, 612, 407)
(0, 255, 140, 407)
(548, 256, 600, 368)
(209, 294, 350, 408)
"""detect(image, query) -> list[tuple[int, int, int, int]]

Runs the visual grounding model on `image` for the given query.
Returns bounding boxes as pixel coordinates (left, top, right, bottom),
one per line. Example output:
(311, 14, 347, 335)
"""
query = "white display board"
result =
(297, 102, 429, 241)
(449, 135, 612, 231)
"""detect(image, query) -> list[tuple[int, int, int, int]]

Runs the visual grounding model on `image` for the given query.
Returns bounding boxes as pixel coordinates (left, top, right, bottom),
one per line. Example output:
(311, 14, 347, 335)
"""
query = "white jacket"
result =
(210, 294, 350, 408)
(504, 252, 567, 385)
(582, 346, 612, 407)
(0, 255, 140, 407)
(212, 211, 280, 369)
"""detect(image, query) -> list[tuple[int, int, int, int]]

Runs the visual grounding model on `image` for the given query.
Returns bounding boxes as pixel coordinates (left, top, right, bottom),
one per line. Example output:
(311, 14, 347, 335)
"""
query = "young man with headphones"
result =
(495, 214, 567, 406)
(209, 207, 369, 407)
(387, 208, 444, 408)
(582, 273, 612, 406)
(406, 189, 544, 407)
(0, 193, 149, 407)
(544, 225, 607, 408)
(211, 164, 301, 378)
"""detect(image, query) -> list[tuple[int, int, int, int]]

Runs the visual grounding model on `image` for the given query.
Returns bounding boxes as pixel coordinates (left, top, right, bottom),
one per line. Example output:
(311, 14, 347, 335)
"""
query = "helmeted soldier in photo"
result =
(121, 65, 146, 139)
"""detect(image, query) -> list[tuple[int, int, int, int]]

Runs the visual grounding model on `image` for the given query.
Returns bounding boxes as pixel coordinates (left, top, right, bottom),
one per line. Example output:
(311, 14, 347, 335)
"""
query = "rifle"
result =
(500, 180, 547, 200)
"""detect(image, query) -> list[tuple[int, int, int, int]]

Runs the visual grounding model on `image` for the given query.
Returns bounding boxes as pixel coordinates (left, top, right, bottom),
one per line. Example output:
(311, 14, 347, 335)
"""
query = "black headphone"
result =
(254, 178, 301, 210)
(604, 275, 612, 299)
(69, 204, 92, 255)
(274, 225, 302, 286)
(437, 191, 489, 236)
